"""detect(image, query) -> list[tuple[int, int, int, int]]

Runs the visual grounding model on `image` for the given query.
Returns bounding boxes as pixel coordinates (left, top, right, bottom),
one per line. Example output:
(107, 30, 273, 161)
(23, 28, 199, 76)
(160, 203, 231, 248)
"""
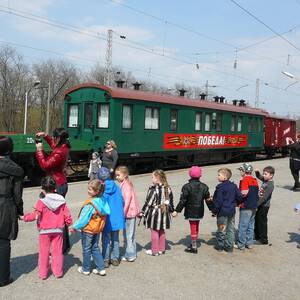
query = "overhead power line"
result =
(230, 0, 300, 52)
(108, 0, 237, 49)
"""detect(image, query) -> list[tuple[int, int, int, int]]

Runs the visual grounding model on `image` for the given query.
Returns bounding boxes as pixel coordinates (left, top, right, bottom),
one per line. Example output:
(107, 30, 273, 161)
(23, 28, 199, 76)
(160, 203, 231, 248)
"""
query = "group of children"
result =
(21, 162, 275, 280)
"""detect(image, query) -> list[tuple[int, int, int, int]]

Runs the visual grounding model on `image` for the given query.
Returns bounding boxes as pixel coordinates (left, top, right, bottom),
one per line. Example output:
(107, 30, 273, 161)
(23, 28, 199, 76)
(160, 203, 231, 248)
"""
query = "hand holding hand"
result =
(19, 215, 24, 220)
(172, 211, 177, 217)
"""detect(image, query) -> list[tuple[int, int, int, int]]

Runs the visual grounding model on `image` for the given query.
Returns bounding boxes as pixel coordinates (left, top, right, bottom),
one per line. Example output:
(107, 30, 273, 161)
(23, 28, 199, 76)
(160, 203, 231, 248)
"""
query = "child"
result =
(97, 167, 125, 267)
(212, 168, 243, 252)
(22, 176, 72, 279)
(88, 152, 102, 180)
(254, 166, 275, 245)
(236, 163, 259, 250)
(115, 166, 140, 262)
(71, 179, 110, 276)
(173, 166, 211, 254)
(141, 169, 174, 256)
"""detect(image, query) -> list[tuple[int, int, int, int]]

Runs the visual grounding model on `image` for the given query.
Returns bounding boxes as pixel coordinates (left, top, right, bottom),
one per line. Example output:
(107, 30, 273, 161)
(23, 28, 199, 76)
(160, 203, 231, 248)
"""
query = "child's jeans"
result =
(102, 230, 120, 261)
(216, 215, 235, 250)
(237, 209, 256, 249)
(39, 233, 63, 279)
(151, 229, 165, 254)
(123, 218, 137, 260)
(81, 232, 105, 272)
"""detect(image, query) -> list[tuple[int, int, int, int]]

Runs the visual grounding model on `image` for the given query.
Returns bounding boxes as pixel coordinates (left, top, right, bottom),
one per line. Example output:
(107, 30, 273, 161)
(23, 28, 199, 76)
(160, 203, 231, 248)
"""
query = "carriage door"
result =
(83, 102, 94, 143)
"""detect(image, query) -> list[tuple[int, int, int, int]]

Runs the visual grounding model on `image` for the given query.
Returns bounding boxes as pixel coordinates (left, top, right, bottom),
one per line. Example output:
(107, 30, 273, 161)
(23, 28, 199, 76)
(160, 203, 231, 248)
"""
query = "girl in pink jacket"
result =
(21, 176, 72, 279)
(115, 166, 140, 262)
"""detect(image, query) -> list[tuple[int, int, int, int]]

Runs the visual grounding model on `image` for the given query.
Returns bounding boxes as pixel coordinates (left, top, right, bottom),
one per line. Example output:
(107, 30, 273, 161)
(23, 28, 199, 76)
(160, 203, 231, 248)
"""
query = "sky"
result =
(1, 0, 300, 117)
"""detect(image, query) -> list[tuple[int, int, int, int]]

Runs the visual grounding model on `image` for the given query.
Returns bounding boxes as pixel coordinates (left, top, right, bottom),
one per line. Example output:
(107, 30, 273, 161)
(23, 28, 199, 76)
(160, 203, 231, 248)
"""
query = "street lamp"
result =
(24, 80, 40, 134)
(282, 71, 299, 90)
(281, 71, 294, 79)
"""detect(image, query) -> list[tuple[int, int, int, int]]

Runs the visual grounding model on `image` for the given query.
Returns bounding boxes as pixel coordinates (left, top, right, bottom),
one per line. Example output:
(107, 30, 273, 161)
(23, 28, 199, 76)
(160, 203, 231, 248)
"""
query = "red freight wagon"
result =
(264, 114, 296, 156)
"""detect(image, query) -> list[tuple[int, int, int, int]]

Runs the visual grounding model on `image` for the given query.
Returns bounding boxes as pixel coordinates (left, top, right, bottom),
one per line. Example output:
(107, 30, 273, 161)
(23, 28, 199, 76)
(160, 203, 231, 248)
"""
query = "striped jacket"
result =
(141, 184, 174, 230)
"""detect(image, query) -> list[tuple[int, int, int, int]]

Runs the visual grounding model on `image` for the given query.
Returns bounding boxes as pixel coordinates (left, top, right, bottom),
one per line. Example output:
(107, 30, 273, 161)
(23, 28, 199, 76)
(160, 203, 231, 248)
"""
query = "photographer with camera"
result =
(35, 128, 71, 253)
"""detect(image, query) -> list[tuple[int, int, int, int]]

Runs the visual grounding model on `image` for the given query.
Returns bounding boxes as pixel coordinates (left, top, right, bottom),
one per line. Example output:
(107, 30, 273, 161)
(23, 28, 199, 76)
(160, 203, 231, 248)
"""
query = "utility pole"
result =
(205, 80, 209, 96)
(255, 78, 260, 108)
(105, 29, 113, 86)
(45, 80, 51, 134)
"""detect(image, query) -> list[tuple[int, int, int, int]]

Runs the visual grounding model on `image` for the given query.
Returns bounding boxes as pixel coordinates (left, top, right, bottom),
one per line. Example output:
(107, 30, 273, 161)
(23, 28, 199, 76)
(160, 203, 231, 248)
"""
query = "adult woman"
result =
(287, 134, 300, 191)
(35, 128, 71, 253)
(0, 136, 24, 287)
(101, 140, 118, 175)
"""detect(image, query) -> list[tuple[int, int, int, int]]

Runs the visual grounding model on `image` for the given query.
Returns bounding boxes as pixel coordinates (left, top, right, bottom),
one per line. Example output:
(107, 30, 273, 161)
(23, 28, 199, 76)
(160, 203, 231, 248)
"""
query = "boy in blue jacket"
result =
(97, 167, 125, 268)
(212, 168, 243, 252)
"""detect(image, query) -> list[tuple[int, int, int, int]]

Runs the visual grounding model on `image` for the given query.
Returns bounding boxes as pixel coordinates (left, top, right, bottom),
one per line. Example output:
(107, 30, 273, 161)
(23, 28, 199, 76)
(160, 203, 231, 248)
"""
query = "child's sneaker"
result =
(77, 266, 90, 275)
(158, 251, 165, 255)
(92, 269, 106, 276)
(121, 257, 136, 262)
(246, 245, 253, 249)
(145, 249, 159, 256)
(185, 246, 198, 254)
(110, 259, 120, 266)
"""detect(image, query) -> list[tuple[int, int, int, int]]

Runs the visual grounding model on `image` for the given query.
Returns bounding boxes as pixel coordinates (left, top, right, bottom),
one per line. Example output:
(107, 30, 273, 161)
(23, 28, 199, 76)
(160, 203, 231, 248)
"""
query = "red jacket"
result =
(36, 135, 69, 185)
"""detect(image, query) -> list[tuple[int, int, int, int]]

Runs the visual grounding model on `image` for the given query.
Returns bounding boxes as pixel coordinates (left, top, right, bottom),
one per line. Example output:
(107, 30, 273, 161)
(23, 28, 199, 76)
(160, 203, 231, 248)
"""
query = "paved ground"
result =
(1, 158, 300, 300)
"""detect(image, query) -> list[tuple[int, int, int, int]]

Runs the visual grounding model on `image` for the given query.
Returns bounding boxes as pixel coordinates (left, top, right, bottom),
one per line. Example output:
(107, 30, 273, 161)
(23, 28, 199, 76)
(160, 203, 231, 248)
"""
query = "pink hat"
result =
(189, 166, 202, 178)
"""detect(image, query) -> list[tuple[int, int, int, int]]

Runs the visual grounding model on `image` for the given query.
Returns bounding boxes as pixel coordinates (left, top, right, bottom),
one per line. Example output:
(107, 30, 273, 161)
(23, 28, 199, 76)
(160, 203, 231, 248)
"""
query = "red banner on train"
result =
(163, 133, 248, 149)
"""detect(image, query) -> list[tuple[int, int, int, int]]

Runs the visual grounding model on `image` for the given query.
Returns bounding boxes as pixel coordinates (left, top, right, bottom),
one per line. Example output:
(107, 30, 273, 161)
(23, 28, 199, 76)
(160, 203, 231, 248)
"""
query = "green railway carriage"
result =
(64, 83, 265, 171)
(5, 133, 92, 184)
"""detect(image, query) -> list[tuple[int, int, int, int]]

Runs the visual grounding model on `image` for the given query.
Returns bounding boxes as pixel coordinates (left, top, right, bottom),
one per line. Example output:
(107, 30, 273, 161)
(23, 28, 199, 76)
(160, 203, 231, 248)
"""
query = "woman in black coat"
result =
(0, 136, 24, 287)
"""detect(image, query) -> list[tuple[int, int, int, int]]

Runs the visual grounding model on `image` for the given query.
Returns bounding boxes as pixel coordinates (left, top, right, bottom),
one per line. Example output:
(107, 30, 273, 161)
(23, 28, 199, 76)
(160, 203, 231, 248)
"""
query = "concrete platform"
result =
(2, 158, 300, 299)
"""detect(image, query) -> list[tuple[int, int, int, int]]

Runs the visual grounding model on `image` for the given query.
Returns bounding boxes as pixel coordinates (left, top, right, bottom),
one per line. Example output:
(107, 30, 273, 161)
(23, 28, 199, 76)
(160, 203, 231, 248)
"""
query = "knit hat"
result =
(97, 167, 110, 180)
(189, 166, 202, 179)
(0, 136, 13, 156)
(237, 163, 253, 173)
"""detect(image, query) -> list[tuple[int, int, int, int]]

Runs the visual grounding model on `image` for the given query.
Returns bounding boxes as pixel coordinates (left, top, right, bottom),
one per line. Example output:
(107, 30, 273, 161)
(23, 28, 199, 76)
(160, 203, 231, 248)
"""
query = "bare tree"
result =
(32, 59, 81, 133)
(0, 45, 29, 132)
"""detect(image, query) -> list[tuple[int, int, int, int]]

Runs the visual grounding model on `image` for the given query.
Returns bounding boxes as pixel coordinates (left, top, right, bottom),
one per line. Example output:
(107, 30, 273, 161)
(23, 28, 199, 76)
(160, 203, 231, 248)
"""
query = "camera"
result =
(35, 135, 42, 144)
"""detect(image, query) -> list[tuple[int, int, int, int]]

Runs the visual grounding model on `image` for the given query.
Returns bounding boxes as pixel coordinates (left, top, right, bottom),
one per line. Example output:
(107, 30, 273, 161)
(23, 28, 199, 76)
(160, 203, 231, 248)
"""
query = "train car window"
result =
(122, 105, 132, 129)
(258, 118, 262, 132)
(170, 109, 178, 131)
(231, 115, 236, 132)
(195, 112, 202, 131)
(145, 107, 159, 130)
(84, 103, 93, 128)
(216, 113, 222, 131)
(237, 116, 242, 132)
(204, 113, 211, 131)
(252, 118, 258, 132)
(67, 104, 79, 128)
(248, 117, 252, 132)
(97, 103, 109, 128)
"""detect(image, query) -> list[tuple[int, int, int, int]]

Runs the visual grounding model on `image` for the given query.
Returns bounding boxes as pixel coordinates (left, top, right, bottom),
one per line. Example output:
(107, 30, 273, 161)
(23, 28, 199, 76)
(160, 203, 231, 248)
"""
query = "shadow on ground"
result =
(11, 253, 38, 280)
(286, 232, 300, 246)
